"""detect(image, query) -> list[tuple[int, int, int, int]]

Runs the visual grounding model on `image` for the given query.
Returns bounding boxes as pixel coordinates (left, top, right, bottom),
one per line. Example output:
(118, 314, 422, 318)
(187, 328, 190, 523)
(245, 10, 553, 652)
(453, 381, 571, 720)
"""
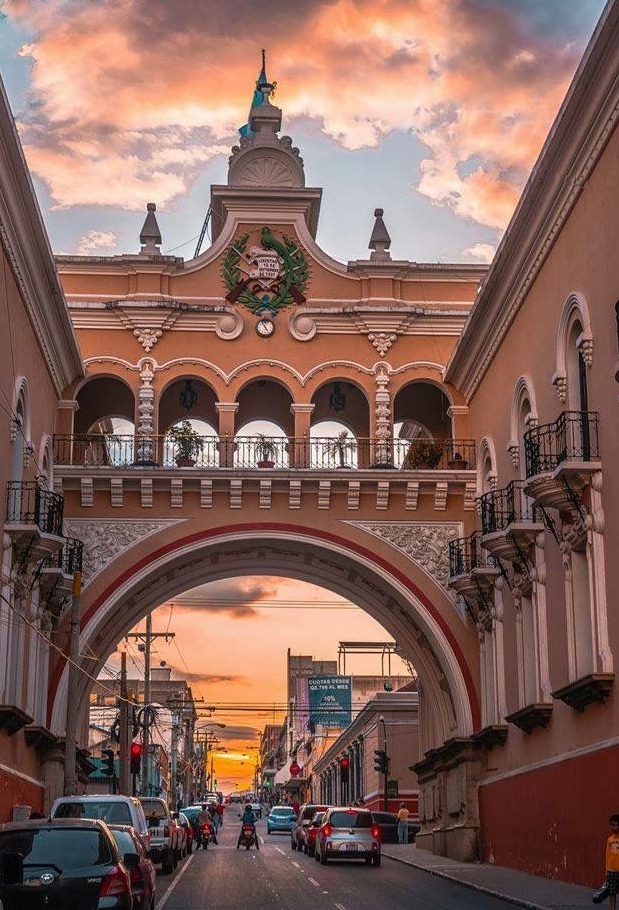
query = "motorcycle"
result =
(237, 823, 259, 851)
(198, 821, 216, 849)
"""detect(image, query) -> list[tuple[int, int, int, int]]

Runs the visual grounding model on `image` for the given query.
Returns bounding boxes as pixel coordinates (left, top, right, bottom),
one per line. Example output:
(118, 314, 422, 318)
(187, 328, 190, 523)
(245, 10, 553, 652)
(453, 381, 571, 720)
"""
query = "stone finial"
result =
(139, 202, 162, 255)
(369, 208, 391, 260)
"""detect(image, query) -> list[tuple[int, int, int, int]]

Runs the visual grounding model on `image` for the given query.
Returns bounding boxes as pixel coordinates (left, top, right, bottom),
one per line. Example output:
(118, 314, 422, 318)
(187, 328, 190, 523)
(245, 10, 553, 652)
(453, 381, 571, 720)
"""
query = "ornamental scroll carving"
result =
(344, 521, 462, 590)
(64, 519, 186, 585)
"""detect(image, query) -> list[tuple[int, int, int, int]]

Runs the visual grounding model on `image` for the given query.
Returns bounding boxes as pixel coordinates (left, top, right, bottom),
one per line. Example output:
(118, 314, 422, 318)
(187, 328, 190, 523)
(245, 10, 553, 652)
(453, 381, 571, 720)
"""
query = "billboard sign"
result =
(308, 676, 352, 729)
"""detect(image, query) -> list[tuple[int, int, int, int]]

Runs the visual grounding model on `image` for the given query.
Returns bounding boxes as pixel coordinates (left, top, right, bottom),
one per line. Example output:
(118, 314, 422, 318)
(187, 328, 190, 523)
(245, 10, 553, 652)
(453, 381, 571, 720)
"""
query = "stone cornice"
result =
(0, 77, 83, 394)
(445, 3, 619, 399)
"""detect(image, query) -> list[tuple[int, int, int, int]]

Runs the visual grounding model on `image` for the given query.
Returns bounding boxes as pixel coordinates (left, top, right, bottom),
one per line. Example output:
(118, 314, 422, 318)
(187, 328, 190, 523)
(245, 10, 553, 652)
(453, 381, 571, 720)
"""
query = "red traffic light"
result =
(130, 741, 142, 774)
(339, 757, 350, 769)
(339, 756, 350, 782)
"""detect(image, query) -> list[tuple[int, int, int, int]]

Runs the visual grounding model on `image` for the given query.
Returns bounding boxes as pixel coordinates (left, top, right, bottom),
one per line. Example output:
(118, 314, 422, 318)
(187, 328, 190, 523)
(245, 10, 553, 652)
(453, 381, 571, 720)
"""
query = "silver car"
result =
(314, 807, 381, 866)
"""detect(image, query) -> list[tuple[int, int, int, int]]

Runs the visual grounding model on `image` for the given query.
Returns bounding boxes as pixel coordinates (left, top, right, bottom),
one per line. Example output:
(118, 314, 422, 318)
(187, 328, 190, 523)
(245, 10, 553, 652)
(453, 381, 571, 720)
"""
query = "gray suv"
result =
(314, 807, 381, 866)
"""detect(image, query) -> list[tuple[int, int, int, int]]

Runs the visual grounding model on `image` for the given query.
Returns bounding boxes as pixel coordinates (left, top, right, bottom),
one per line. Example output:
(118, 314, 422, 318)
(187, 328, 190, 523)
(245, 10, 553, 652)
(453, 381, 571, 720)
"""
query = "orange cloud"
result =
(7, 0, 586, 228)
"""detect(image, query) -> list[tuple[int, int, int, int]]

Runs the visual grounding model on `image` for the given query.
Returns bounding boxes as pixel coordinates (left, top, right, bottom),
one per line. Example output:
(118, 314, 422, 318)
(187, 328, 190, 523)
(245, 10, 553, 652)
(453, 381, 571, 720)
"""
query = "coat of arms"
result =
(222, 227, 309, 315)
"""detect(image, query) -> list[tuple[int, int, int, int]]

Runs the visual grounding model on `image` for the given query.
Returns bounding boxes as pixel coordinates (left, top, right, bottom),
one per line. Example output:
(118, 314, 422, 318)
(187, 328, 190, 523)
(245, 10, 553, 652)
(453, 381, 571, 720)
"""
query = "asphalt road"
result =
(154, 817, 525, 910)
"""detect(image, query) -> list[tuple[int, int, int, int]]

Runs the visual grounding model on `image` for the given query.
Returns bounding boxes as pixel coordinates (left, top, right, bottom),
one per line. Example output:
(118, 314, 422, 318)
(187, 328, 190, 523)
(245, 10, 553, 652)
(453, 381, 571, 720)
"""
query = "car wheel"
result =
(372, 853, 381, 867)
(161, 849, 174, 875)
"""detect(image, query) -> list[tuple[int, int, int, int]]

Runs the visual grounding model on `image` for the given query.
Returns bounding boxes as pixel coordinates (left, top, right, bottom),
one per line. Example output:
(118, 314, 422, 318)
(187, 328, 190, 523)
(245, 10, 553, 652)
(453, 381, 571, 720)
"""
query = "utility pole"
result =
(63, 571, 82, 795)
(118, 652, 130, 795)
(126, 620, 175, 797)
(171, 716, 179, 809)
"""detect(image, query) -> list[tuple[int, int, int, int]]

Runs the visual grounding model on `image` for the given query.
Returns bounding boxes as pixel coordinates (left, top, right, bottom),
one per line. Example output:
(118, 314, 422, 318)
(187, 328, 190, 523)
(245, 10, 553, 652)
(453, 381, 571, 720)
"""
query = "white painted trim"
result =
(0, 760, 45, 789)
(480, 733, 619, 788)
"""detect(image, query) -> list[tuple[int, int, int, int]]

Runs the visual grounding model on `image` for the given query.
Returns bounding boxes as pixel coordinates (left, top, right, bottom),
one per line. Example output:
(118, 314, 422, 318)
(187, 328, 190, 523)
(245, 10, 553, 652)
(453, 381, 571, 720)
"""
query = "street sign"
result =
(386, 780, 399, 798)
(289, 761, 301, 777)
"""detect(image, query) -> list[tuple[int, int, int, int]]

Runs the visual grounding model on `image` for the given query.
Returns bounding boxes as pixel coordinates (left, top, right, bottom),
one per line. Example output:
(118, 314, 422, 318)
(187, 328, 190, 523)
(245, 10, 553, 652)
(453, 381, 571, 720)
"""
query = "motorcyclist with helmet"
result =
(237, 803, 258, 849)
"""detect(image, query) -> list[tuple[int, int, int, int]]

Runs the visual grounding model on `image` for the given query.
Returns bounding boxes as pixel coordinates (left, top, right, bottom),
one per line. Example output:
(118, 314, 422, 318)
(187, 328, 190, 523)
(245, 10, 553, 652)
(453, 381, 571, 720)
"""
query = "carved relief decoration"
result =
(107, 303, 182, 351)
(368, 332, 397, 357)
(345, 520, 462, 591)
(64, 519, 186, 585)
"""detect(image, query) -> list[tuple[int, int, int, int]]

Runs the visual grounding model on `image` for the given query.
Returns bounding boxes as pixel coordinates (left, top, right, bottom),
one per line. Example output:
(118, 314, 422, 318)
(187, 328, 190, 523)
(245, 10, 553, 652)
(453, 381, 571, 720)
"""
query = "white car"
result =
(50, 794, 149, 843)
(140, 797, 184, 874)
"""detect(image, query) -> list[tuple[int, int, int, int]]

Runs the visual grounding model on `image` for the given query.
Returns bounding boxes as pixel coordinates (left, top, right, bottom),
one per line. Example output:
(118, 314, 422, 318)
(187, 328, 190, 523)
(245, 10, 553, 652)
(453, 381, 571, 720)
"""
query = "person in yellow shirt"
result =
(605, 814, 619, 909)
(396, 802, 410, 844)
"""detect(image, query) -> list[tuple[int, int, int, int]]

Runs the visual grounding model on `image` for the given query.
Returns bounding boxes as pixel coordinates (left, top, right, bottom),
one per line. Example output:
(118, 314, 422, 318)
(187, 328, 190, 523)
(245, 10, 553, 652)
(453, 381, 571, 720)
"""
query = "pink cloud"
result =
(7, 0, 585, 228)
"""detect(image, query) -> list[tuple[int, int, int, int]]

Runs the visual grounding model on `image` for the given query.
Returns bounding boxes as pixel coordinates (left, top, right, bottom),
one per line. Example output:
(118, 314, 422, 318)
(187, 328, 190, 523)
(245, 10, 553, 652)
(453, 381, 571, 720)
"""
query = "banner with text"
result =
(308, 676, 352, 729)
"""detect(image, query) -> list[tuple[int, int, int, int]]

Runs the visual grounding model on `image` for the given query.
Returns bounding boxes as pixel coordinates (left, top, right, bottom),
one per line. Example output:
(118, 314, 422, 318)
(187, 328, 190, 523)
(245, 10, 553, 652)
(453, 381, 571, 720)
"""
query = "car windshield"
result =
(0, 829, 112, 869)
(54, 801, 132, 826)
(140, 800, 167, 821)
(271, 808, 294, 816)
(329, 811, 372, 828)
(110, 829, 136, 855)
(310, 813, 324, 826)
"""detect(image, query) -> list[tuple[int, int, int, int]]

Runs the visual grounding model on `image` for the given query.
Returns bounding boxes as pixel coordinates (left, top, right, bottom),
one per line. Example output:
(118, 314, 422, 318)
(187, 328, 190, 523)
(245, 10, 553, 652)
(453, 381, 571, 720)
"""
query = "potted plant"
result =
(168, 419, 202, 467)
(326, 430, 351, 468)
(447, 450, 469, 470)
(255, 434, 278, 468)
(406, 438, 443, 469)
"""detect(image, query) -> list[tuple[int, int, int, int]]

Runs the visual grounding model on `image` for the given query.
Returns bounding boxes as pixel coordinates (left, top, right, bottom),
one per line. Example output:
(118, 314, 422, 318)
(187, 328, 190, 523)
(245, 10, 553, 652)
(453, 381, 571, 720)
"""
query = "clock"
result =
(255, 318, 275, 337)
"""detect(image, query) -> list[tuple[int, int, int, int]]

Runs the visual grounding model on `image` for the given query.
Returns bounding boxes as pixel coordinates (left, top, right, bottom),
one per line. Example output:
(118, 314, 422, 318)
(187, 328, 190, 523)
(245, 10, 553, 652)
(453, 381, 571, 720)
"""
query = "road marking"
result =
(275, 847, 286, 855)
(307, 877, 321, 887)
(334, 904, 348, 910)
(155, 853, 195, 910)
(292, 861, 301, 868)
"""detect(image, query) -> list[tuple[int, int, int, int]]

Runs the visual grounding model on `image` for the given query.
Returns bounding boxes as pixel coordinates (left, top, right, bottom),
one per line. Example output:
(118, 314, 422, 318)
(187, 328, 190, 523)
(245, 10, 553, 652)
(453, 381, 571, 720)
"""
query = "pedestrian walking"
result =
(396, 802, 410, 844)
(216, 802, 224, 828)
(598, 814, 619, 909)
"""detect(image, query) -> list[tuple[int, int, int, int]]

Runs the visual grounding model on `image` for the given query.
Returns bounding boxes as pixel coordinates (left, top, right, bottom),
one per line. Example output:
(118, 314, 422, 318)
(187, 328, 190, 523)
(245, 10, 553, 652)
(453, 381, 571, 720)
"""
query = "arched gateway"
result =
(40, 60, 487, 860)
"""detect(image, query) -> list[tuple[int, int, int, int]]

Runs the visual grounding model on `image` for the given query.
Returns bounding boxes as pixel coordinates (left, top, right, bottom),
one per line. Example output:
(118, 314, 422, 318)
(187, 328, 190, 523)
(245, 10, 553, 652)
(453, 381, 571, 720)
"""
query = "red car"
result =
(178, 812, 194, 853)
(109, 824, 156, 910)
(303, 811, 326, 857)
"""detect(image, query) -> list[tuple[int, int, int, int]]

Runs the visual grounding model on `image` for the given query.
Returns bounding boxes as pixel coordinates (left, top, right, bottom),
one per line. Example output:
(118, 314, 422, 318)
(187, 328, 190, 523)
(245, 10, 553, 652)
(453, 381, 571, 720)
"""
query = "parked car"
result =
(50, 794, 150, 845)
(0, 818, 138, 909)
(266, 806, 297, 834)
(291, 804, 329, 851)
(303, 811, 326, 856)
(139, 797, 183, 873)
(314, 807, 381, 866)
(178, 811, 194, 853)
(370, 810, 420, 844)
(109, 824, 156, 910)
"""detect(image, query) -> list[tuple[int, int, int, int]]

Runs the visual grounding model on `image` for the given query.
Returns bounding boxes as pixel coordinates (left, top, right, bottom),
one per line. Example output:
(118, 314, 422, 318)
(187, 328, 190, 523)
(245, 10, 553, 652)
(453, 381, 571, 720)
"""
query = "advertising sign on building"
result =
(308, 676, 352, 729)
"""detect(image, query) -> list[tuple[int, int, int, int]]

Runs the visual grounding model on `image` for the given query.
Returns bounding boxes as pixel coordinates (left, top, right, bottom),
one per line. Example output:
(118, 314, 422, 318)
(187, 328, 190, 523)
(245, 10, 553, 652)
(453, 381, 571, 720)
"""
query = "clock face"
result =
(256, 318, 275, 337)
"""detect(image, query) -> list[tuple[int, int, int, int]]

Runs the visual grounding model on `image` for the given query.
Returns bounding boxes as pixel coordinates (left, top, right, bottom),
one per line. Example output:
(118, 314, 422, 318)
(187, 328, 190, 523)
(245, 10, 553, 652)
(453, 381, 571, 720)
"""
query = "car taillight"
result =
(322, 824, 332, 838)
(371, 825, 380, 839)
(100, 865, 131, 897)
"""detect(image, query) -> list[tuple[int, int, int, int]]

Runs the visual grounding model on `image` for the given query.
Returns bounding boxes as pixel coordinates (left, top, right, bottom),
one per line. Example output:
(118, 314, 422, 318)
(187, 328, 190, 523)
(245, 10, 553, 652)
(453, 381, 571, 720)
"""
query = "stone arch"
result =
(49, 525, 478, 754)
(74, 374, 135, 434)
(38, 435, 54, 488)
(508, 376, 538, 474)
(477, 437, 497, 493)
(553, 292, 593, 404)
(11, 377, 31, 481)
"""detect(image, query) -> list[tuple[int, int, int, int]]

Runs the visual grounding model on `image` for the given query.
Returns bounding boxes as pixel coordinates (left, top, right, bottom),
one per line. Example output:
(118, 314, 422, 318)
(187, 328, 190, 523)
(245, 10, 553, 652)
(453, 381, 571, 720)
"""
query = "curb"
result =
(383, 852, 549, 910)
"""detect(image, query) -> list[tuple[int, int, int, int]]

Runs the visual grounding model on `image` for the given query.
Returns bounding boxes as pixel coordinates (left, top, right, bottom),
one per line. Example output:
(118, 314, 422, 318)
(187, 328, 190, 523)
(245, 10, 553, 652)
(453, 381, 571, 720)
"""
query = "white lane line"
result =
(155, 853, 195, 910)
(334, 903, 348, 910)
(275, 847, 286, 855)
(291, 861, 301, 868)
(307, 877, 321, 887)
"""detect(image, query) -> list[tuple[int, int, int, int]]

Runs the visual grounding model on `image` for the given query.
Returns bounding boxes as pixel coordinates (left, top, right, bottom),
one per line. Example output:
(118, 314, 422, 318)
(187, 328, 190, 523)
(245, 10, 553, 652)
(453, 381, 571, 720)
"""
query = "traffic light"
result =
(102, 749, 115, 778)
(373, 749, 388, 774)
(339, 756, 350, 783)
(130, 742, 142, 775)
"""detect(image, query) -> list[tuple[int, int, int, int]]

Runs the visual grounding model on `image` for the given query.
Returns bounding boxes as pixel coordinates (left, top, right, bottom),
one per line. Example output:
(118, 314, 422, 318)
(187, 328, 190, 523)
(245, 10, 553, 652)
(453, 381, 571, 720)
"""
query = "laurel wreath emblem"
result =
(222, 230, 309, 314)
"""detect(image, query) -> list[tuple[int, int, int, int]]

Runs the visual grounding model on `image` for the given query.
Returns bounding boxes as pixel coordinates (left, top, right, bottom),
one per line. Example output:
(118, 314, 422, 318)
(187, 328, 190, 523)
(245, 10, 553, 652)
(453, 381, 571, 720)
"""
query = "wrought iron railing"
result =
(524, 411, 600, 477)
(478, 480, 538, 535)
(53, 434, 477, 471)
(49, 537, 83, 575)
(5, 481, 64, 537)
(449, 531, 488, 577)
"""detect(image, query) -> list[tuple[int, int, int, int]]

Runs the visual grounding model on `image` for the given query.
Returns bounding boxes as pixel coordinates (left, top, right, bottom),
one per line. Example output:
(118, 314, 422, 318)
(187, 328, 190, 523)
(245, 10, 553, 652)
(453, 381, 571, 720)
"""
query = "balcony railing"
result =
(524, 411, 600, 478)
(53, 434, 476, 471)
(47, 537, 83, 576)
(449, 531, 488, 577)
(6, 481, 64, 537)
(478, 480, 537, 535)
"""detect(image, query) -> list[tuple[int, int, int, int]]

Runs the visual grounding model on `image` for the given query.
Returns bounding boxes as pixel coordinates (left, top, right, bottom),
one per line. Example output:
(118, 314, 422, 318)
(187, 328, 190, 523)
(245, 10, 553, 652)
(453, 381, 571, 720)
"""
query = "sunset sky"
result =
(0, 0, 607, 263)
(1, 0, 609, 792)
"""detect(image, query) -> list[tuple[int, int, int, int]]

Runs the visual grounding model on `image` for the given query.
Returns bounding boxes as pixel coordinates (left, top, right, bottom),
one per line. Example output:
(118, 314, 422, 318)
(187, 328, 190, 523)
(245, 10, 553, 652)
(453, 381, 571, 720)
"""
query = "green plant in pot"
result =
(326, 430, 351, 468)
(255, 434, 278, 468)
(406, 438, 443, 469)
(168, 419, 202, 467)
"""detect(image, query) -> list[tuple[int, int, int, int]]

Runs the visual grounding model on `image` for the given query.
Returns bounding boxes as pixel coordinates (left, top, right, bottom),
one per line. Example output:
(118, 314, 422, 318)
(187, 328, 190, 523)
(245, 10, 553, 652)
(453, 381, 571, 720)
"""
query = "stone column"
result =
(290, 403, 314, 467)
(372, 363, 392, 468)
(216, 402, 239, 467)
(135, 360, 156, 465)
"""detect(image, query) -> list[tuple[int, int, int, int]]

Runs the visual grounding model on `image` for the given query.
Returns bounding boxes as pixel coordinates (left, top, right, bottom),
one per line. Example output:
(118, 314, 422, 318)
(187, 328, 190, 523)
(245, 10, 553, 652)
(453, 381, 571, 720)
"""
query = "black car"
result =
(371, 811, 420, 844)
(0, 818, 139, 909)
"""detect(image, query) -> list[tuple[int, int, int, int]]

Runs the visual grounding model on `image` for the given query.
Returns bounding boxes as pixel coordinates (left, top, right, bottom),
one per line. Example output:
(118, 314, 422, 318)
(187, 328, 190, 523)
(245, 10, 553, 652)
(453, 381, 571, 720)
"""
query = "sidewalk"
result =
(381, 843, 594, 910)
